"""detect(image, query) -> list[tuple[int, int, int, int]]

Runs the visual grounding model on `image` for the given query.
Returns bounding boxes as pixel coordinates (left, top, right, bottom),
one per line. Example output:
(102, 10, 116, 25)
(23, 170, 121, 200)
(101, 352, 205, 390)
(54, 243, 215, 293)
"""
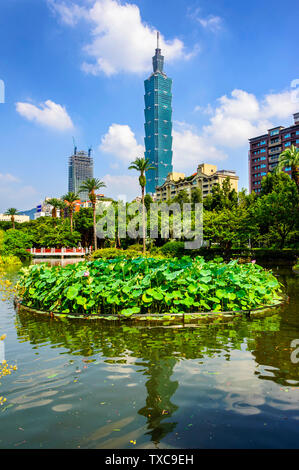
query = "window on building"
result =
(270, 130, 279, 136)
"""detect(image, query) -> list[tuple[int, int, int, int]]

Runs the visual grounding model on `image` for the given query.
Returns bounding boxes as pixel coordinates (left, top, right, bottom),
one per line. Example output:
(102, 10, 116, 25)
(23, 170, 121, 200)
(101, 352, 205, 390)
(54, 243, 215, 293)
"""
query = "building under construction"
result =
(68, 147, 93, 201)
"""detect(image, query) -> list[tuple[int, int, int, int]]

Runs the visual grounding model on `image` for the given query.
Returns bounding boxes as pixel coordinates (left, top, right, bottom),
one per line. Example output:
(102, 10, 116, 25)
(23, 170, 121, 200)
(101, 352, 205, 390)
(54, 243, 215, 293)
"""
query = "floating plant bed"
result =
(15, 257, 285, 324)
(15, 297, 285, 325)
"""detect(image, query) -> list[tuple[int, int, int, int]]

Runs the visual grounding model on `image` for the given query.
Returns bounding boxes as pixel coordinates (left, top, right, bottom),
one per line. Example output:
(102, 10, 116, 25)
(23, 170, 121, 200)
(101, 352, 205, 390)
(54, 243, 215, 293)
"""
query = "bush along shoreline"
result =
(16, 257, 283, 319)
(0, 254, 22, 269)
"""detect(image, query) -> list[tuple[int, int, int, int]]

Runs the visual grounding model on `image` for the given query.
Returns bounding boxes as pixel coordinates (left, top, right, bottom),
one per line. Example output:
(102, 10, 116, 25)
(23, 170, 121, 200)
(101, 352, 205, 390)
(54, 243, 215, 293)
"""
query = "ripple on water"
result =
(52, 404, 73, 412)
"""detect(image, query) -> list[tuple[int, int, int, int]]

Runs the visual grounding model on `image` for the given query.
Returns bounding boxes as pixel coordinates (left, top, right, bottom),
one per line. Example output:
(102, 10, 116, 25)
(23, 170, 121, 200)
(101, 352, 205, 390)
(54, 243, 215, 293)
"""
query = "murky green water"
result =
(0, 265, 299, 449)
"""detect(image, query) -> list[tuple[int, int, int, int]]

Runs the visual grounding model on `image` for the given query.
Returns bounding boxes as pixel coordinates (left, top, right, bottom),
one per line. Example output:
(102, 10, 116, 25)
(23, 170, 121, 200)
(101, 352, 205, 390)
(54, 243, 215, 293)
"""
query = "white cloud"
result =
(102, 173, 140, 201)
(194, 103, 213, 114)
(100, 84, 299, 177)
(173, 123, 227, 172)
(48, 0, 88, 25)
(100, 121, 227, 174)
(0, 173, 20, 183)
(202, 88, 299, 148)
(16, 100, 74, 131)
(262, 90, 299, 120)
(49, 0, 196, 76)
(188, 7, 223, 33)
(197, 15, 223, 32)
(100, 123, 144, 163)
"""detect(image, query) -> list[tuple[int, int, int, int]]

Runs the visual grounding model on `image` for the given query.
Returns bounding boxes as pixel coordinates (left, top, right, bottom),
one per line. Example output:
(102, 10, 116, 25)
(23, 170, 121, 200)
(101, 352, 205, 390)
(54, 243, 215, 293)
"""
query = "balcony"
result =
(269, 146, 281, 155)
(269, 156, 279, 163)
(268, 139, 281, 147)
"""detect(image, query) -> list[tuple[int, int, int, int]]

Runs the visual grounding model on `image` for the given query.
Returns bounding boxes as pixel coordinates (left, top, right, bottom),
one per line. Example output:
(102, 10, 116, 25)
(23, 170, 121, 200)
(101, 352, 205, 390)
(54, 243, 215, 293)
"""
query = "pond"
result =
(0, 264, 299, 449)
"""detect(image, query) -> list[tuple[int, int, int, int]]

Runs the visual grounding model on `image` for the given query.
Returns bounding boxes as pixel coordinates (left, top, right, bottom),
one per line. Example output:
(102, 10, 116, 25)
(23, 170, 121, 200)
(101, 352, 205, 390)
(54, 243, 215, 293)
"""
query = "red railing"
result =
(26, 247, 92, 256)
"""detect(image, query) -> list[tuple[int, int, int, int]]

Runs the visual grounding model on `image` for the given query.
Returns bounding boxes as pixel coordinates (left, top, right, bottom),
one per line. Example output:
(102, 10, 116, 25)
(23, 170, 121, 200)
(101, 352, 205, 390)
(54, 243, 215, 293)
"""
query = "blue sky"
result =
(0, 0, 298, 211)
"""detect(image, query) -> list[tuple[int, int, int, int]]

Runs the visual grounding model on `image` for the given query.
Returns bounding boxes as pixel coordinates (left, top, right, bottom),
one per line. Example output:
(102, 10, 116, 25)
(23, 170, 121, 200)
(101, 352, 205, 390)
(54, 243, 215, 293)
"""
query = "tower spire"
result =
(152, 31, 164, 73)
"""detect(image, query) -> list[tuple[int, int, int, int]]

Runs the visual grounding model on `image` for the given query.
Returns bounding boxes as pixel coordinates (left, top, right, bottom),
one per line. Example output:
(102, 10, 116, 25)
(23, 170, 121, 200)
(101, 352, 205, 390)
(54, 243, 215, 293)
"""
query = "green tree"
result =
(62, 192, 79, 233)
(0, 229, 5, 254)
(191, 187, 202, 205)
(260, 171, 291, 196)
(5, 208, 18, 229)
(203, 178, 238, 211)
(254, 177, 299, 248)
(238, 188, 257, 209)
(128, 157, 154, 254)
(79, 178, 106, 251)
(40, 224, 81, 248)
(144, 194, 153, 212)
(3, 229, 33, 260)
(57, 200, 67, 220)
(74, 208, 93, 247)
(204, 207, 256, 255)
(278, 144, 299, 191)
(172, 190, 190, 208)
(47, 198, 61, 219)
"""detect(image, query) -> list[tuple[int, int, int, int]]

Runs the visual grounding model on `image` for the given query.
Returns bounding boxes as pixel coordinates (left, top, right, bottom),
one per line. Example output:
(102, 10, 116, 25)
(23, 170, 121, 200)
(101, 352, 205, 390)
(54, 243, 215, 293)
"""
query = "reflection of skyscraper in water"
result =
(138, 357, 178, 444)
(68, 146, 93, 201)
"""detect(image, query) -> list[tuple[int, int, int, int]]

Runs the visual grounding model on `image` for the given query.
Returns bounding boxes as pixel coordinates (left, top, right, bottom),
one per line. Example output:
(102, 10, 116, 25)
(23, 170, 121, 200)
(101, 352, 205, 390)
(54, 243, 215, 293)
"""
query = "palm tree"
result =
(79, 178, 106, 251)
(128, 157, 154, 254)
(278, 145, 299, 191)
(47, 198, 61, 219)
(5, 208, 18, 229)
(57, 200, 67, 220)
(62, 192, 79, 232)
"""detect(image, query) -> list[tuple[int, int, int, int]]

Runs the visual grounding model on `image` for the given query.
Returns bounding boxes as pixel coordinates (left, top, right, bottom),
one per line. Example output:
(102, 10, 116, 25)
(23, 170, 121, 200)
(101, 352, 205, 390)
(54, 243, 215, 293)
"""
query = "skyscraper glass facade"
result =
(144, 36, 173, 194)
(68, 149, 93, 201)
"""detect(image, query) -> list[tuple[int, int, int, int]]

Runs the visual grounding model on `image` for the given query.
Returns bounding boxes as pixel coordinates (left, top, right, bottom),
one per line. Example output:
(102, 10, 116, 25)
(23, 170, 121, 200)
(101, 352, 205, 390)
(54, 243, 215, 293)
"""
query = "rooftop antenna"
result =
(157, 31, 160, 50)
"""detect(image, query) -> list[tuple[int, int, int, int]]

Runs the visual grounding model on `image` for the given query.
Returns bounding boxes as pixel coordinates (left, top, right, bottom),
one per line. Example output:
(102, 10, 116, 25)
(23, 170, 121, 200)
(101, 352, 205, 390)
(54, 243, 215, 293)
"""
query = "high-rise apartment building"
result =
(249, 113, 299, 193)
(144, 33, 173, 194)
(68, 147, 93, 201)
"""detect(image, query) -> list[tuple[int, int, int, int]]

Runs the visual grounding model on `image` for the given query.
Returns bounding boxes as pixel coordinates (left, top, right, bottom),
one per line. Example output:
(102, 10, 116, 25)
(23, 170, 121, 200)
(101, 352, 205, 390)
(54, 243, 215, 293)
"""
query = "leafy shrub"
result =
(12, 248, 32, 262)
(92, 248, 142, 259)
(17, 257, 283, 317)
(0, 255, 22, 268)
(0, 229, 25, 265)
(92, 248, 124, 259)
(126, 243, 143, 252)
(160, 241, 186, 257)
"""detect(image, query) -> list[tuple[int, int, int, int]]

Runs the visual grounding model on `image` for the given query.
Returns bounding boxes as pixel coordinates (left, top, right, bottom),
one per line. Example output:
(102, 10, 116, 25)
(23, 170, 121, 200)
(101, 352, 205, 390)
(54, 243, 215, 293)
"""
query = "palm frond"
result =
(5, 208, 18, 215)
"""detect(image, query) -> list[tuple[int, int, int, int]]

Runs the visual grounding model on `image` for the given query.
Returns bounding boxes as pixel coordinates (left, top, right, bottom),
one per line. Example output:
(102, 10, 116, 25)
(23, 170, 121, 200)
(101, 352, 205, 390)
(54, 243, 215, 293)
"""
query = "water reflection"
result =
(14, 301, 299, 446)
(1, 267, 299, 448)
(138, 357, 178, 444)
(32, 258, 84, 267)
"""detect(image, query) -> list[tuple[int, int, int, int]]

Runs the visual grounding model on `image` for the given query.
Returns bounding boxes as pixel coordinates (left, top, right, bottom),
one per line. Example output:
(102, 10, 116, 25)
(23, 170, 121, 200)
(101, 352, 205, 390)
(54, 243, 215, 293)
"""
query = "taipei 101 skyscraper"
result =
(144, 32, 173, 194)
